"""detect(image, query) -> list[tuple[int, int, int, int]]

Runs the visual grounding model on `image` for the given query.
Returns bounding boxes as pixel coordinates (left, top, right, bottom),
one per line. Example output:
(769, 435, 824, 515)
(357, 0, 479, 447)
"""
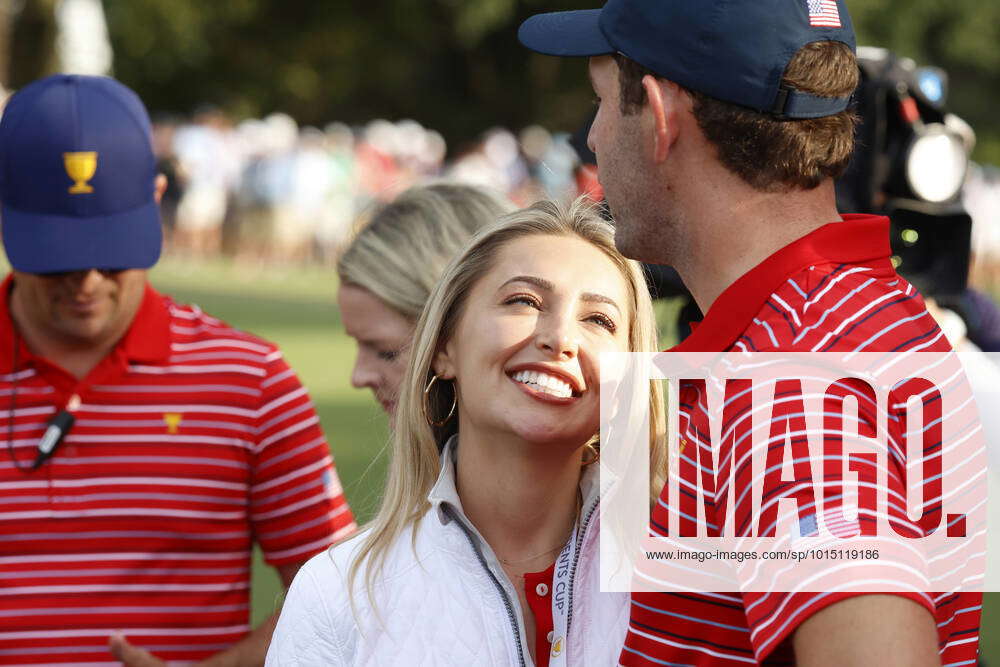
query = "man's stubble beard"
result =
(604, 118, 691, 267)
(608, 178, 689, 269)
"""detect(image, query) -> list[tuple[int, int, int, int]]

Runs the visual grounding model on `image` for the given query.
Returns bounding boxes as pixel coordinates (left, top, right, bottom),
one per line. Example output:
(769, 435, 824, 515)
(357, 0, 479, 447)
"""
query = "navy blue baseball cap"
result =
(519, 0, 857, 119)
(0, 74, 161, 274)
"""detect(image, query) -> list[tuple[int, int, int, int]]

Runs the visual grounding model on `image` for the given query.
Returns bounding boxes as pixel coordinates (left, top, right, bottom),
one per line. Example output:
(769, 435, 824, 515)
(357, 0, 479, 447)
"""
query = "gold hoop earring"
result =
(582, 442, 600, 466)
(424, 374, 457, 427)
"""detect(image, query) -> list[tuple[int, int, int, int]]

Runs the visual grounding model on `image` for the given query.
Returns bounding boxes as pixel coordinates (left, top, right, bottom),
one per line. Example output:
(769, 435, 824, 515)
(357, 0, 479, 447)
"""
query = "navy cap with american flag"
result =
(519, 0, 857, 120)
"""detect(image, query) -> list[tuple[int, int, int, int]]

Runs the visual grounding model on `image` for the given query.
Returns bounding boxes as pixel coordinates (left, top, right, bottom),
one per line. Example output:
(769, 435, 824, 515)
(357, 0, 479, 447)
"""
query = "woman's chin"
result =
(509, 420, 594, 451)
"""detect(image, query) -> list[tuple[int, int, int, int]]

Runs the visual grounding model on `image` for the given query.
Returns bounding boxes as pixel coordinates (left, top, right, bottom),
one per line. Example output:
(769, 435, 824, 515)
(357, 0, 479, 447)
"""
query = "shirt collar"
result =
(428, 435, 465, 524)
(674, 214, 893, 352)
(119, 283, 172, 363)
(0, 273, 172, 373)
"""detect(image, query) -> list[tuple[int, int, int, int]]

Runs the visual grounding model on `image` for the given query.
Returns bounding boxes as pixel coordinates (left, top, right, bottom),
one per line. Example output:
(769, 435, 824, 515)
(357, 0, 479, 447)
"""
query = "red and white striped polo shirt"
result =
(622, 215, 982, 666)
(0, 277, 356, 664)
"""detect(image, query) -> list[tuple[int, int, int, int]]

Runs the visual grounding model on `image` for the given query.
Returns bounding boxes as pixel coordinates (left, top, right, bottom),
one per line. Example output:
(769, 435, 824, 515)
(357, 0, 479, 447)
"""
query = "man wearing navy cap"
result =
(520, 1, 981, 665)
(0, 75, 356, 665)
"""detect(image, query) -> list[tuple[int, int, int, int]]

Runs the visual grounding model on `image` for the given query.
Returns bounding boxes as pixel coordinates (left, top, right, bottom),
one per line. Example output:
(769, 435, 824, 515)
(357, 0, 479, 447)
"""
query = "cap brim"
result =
(518, 10, 613, 57)
(1, 200, 162, 273)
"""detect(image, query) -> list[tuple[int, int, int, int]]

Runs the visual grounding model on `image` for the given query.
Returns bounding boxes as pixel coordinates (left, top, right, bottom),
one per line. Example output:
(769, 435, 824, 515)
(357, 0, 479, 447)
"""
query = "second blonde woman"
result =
(337, 182, 513, 415)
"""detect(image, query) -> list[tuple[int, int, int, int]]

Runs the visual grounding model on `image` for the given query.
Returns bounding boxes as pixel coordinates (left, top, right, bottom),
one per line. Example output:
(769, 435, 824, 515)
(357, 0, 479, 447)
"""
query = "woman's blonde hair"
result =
(337, 182, 514, 320)
(348, 197, 667, 602)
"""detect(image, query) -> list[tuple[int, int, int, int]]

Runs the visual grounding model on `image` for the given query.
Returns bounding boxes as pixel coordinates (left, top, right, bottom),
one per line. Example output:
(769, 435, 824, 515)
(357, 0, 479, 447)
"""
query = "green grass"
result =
(149, 257, 999, 660)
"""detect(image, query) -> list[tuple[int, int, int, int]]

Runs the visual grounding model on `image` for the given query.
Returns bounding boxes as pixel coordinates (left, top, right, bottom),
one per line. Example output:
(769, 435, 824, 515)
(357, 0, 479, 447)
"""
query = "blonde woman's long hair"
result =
(348, 197, 667, 602)
(337, 181, 514, 320)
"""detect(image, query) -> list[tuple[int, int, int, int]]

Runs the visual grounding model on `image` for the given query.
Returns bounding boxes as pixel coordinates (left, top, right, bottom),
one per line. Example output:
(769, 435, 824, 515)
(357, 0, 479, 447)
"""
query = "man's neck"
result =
(675, 178, 842, 314)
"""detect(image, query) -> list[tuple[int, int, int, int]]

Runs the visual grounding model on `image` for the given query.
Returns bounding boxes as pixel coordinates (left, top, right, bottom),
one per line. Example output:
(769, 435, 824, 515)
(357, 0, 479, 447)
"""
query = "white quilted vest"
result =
(266, 441, 627, 666)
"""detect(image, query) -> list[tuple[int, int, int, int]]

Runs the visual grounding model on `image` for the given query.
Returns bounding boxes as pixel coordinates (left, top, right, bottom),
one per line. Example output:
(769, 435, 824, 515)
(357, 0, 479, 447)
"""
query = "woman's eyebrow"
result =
(499, 275, 622, 315)
(581, 292, 622, 314)
(499, 275, 553, 291)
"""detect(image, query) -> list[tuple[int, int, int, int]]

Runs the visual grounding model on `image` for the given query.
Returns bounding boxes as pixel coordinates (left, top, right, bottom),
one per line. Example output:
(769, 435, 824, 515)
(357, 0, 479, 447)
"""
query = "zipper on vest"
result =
(565, 496, 599, 636)
(442, 504, 527, 667)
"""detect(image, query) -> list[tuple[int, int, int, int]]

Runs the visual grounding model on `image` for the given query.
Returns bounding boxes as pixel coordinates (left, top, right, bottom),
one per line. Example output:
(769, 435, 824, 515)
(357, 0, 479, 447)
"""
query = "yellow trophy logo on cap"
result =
(63, 151, 98, 194)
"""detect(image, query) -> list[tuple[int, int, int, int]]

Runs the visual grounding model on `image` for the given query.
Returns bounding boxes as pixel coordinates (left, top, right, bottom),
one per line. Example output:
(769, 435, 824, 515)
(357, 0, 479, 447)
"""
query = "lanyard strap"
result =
(548, 519, 579, 667)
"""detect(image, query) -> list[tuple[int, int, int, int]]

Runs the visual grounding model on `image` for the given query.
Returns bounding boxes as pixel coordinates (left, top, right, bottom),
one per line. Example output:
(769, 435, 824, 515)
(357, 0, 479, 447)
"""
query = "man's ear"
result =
(642, 75, 682, 164)
(154, 173, 168, 205)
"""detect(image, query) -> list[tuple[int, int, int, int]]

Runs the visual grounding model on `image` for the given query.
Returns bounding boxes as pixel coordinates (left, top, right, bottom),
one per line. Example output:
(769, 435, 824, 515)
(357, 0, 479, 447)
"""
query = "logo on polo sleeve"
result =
(63, 151, 98, 194)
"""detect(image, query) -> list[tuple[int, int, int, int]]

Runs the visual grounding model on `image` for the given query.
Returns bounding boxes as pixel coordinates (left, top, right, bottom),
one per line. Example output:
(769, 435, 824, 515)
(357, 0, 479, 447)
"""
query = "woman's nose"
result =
(351, 355, 379, 390)
(534, 313, 579, 360)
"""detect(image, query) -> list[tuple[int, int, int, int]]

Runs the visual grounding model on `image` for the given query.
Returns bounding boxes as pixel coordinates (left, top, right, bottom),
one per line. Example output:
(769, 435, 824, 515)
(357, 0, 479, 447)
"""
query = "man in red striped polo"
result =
(0, 75, 356, 664)
(520, 1, 982, 664)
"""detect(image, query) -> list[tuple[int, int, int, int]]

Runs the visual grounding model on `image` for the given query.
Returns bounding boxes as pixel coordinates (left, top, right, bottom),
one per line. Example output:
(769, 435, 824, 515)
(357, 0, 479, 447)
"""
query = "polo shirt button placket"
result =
(535, 582, 548, 596)
(48, 391, 82, 507)
(61, 392, 81, 459)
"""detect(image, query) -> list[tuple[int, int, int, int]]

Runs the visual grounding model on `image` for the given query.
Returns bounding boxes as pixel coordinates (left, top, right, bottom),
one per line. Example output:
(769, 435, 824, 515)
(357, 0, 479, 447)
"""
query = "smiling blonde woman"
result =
(268, 198, 666, 667)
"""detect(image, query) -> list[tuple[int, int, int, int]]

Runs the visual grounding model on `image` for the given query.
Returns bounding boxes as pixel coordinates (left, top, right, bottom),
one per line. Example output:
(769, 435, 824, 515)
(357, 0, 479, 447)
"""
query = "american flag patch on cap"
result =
(806, 0, 842, 27)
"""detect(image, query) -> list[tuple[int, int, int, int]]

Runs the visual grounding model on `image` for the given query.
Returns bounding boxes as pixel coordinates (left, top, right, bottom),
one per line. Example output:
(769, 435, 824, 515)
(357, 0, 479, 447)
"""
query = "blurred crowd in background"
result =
(153, 109, 591, 265)
(152, 106, 1000, 290)
(966, 163, 1000, 285)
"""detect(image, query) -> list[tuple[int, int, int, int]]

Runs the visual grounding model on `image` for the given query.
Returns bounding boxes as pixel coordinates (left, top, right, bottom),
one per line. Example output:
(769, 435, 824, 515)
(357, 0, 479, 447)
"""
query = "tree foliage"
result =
(102, 0, 1000, 163)
(3, 0, 59, 89)
(104, 0, 588, 144)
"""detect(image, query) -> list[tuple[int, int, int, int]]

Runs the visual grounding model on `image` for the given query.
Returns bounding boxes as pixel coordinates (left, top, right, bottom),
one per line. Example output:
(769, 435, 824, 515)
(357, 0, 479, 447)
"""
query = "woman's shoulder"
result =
(267, 519, 467, 665)
(302, 529, 370, 584)
(266, 532, 373, 666)
(280, 521, 447, 618)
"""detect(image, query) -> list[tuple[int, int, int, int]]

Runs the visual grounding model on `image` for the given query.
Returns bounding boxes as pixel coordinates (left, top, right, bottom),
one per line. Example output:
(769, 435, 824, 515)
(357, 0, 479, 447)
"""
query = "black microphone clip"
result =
(32, 395, 80, 470)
